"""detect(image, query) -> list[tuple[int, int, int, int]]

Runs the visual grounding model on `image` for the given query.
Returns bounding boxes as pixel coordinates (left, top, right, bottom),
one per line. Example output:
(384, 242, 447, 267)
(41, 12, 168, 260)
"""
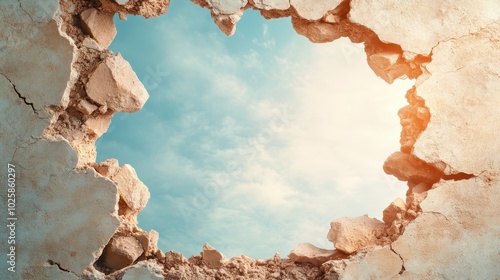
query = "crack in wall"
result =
(47, 259, 79, 278)
(0, 73, 38, 115)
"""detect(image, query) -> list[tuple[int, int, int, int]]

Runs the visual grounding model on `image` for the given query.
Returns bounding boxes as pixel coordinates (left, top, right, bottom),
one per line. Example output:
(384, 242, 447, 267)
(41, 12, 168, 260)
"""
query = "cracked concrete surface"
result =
(0, 0, 499, 279)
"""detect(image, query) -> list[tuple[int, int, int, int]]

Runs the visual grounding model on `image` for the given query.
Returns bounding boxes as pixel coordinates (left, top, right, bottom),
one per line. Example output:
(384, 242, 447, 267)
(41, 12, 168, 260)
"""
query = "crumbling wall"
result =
(0, 0, 498, 279)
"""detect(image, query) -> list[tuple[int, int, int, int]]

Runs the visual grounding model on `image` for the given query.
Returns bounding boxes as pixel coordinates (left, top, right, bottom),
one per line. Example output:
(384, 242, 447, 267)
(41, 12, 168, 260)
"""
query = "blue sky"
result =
(96, 1, 413, 259)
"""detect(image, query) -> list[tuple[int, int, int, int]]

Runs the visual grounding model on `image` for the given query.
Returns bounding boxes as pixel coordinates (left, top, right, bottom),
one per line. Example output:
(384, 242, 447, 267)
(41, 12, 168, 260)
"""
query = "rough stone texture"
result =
(327, 215, 386, 254)
(392, 178, 500, 279)
(201, 243, 226, 269)
(80, 8, 117, 49)
(342, 247, 402, 279)
(288, 243, 340, 266)
(349, 0, 500, 56)
(2, 0, 499, 279)
(290, 0, 343, 21)
(86, 53, 149, 113)
(412, 22, 500, 176)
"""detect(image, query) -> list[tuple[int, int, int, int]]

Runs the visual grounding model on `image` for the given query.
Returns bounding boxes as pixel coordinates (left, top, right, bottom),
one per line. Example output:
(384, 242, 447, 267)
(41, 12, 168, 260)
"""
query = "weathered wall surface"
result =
(0, 0, 498, 279)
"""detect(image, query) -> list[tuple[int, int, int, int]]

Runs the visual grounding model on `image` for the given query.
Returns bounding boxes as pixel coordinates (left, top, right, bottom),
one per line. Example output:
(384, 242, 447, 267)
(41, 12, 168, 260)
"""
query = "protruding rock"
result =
(327, 215, 385, 254)
(103, 236, 145, 270)
(112, 164, 151, 214)
(383, 151, 444, 183)
(367, 51, 411, 83)
(382, 198, 406, 226)
(288, 243, 340, 266)
(213, 12, 242, 36)
(290, 0, 344, 21)
(201, 243, 226, 269)
(291, 17, 342, 43)
(86, 53, 149, 113)
(80, 8, 117, 49)
(85, 114, 112, 138)
(94, 158, 120, 177)
(165, 251, 189, 270)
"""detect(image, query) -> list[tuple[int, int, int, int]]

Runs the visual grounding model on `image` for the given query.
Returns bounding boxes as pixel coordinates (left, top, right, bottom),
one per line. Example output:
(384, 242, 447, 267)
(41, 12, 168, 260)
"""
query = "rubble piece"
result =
(121, 261, 165, 280)
(367, 51, 411, 83)
(201, 243, 226, 269)
(342, 247, 403, 279)
(76, 99, 98, 115)
(111, 164, 151, 214)
(132, 230, 160, 258)
(213, 11, 243, 36)
(103, 236, 145, 270)
(94, 158, 120, 177)
(327, 215, 386, 254)
(291, 17, 342, 43)
(288, 243, 342, 266)
(85, 114, 112, 138)
(382, 198, 406, 226)
(383, 151, 444, 183)
(80, 8, 117, 49)
(164, 251, 189, 270)
(290, 0, 344, 21)
(86, 53, 149, 113)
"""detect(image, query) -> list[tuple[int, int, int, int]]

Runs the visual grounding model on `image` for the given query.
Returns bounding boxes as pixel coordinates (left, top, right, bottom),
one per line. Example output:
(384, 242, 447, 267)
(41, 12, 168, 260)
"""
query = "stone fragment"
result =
(213, 12, 242, 36)
(112, 164, 151, 213)
(342, 247, 403, 279)
(383, 151, 443, 183)
(94, 158, 120, 177)
(80, 8, 117, 49)
(382, 198, 406, 226)
(251, 0, 290, 10)
(288, 243, 339, 266)
(103, 236, 144, 270)
(164, 251, 189, 270)
(291, 17, 342, 43)
(85, 114, 112, 137)
(201, 243, 226, 269)
(76, 99, 98, 115)
(133, 229, 160, 258)
(327, 215, 385, 254)
(290, 0, 343, 21)
(122, 261, 165, 280)
(367, 51, 411, 84)
(86, 53, 149, 113)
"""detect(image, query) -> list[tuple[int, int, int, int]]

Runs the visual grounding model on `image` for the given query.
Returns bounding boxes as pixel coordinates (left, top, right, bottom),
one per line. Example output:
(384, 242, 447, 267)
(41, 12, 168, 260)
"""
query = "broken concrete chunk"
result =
(86, 53, 149, 113)
(367, 52, 410, 83)
(103, 236, 144, 271)
(207, 0, 247, 15)
(82, 37, 102, 51)
(80, 8, 117, 49)
(122, 261, 165, 280)
(201, 243, 226, 269)
(288, 243, 338, 266)
(94, 158, 120, 177)
(85, 114, 112, 138)
(291, 17, 342, 43)
(382, 198, 406, 226)
(76, 99, 98, 115)
(112, 164, 151, 213)
(327, 215, 385, 254)
(133, 229, 160, 258)
(290, 0, 344, 21)
(165, 251, 189, 270)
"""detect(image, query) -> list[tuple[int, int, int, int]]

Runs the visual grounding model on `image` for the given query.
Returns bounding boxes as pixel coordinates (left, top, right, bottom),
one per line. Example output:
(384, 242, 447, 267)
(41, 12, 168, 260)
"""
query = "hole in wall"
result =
(96, 1, 413, 259)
